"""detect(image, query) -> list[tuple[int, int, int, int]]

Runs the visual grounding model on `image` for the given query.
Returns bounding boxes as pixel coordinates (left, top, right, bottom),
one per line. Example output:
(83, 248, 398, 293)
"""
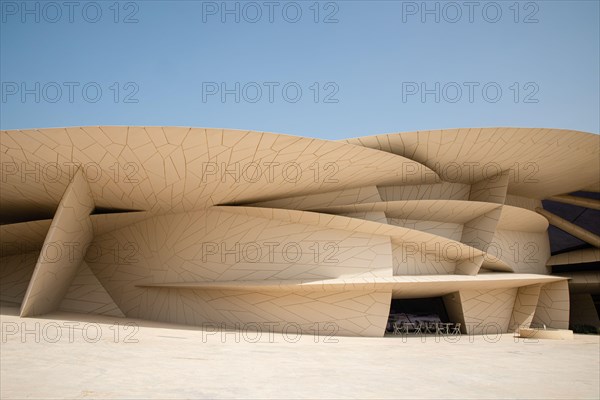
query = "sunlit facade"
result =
(1, 127, 598, 336)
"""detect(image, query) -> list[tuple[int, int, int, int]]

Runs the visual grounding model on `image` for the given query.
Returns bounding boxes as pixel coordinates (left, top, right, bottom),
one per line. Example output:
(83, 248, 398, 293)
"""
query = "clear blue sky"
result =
(1, 0, 599, 139)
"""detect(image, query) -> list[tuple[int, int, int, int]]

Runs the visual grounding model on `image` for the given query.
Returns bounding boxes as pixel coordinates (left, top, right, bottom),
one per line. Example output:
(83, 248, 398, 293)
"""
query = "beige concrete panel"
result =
(469, 171, 509, 204)
(407, 274, 556, 295)
(461, 209, 502, 251)
(309, 199, 500, 224)
(504, 195, 542, 211)
(459, 288, 518, 334)
(346, 128, 599, 199)
(480, 257, 514, 273)
(1, 128, 437, 217)
(454, 172, 509, 275)
(497, 205, 549, 233)
(20, 169, 94, 317)
(341, 211, 388, 224)
(517, 327, 574, 339)
(377, 182, 471, 201)
(0, 129, 74, 222)
(135, 274, 566, 336)
(133, 275, 567, 336)
(215, 206, 485, 262)
(0, 251, 39, 305)
(59, 261, 124, 317)
(455, 255, 485, 276)
(532, 280, 570, 329)
(457, 208, 503, 275)
(392, 242, 456, 275)
(547, 248, 600, 266)
(442, 292, 466, 332)
(250, 186, 382, 209)
(90, 211, 153, 236)
(491, 229, 551, 274)
(139, 274, 567, 295)
(87, 208, 395, 320)
(569, 293, 600, 328)
(0, 219, 52, 257)
(133, 288, 392, 337)
(387, 219, 463, 241)
(509, 284, 542, 330)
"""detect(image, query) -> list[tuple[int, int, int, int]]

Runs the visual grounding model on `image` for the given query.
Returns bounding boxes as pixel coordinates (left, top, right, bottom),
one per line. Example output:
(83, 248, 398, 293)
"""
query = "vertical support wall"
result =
(20, 169, 95, 317)
(459, 288, 518, 334)
(509, 284, 542, 331)
(442, 291, 466, 333)
(456, 172, 509, 275)
(532, 280, 570, 329)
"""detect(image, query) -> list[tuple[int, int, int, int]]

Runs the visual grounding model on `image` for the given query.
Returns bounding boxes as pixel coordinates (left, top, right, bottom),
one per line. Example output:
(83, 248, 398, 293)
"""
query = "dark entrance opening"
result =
(386, 297, 450, 333)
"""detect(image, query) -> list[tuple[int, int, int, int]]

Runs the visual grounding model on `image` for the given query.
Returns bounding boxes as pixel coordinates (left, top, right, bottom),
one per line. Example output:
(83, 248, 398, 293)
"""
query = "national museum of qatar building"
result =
(1, 127, 598, 337)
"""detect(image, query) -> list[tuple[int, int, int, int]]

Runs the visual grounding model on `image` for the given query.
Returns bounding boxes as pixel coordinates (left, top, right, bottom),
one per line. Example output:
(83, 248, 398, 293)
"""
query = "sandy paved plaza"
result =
(1, 305, 598, 399)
